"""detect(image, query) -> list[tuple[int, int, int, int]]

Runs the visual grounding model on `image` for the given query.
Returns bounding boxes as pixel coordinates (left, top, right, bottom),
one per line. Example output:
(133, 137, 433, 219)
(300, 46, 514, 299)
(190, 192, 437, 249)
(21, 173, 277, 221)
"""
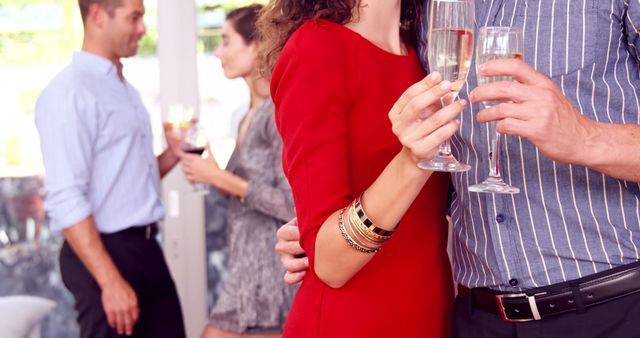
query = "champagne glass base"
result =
(418, 154, 471, 172)
(469, 177, 520, 194)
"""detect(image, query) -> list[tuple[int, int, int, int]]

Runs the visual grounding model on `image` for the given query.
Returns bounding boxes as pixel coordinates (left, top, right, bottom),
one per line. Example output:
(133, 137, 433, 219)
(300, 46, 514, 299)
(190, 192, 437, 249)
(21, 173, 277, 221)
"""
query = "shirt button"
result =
(496, 214, 505, 223)
(509, 279, 519, 287)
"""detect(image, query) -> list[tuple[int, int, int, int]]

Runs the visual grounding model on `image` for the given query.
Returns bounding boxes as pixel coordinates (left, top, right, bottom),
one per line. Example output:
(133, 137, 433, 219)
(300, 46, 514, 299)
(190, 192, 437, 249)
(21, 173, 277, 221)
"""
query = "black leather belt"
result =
(104, 223, 158, 240)
(458, 260, 640, 322)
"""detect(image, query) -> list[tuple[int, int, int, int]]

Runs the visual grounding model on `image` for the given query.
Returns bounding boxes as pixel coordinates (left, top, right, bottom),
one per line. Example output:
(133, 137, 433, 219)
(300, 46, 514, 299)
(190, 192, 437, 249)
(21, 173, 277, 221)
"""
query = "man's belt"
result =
(104, 223, 158, 240)
(458, 261, 640, 322)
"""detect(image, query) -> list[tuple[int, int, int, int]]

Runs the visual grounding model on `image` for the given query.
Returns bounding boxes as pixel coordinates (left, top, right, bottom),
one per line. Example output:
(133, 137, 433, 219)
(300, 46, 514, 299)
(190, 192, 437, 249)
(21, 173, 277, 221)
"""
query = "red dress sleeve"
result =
(271, 23, 358, 268)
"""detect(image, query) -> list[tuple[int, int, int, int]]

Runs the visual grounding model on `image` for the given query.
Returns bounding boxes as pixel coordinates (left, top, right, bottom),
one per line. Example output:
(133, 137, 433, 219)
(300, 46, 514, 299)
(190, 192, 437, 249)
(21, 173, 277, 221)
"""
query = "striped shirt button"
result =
(495, 214, 505, 223)
(509, 279, 519, 287)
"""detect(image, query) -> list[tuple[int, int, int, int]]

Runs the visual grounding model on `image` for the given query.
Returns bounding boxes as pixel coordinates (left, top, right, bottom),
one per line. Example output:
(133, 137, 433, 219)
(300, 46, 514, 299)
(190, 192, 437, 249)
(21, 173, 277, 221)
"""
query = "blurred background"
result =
(0, 1, 262, 337)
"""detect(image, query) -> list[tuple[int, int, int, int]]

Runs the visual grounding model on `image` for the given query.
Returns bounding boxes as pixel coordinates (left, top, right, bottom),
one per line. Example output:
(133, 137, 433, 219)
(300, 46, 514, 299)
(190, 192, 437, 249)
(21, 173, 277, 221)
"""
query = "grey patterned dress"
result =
(208, 99, 297, 334)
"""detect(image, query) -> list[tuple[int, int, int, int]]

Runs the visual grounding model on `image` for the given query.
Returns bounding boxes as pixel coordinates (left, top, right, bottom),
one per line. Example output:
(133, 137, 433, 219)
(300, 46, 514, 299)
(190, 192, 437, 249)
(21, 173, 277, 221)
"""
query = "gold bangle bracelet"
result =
(354, 193, 398, 236)
(347, 205, 389, 247)
(344, 208, 382, 251)
(348, 203, 391, 242)
(338, 207, 379, 254)
(344, 214, 375, 249)
(348, 214, 385, 250)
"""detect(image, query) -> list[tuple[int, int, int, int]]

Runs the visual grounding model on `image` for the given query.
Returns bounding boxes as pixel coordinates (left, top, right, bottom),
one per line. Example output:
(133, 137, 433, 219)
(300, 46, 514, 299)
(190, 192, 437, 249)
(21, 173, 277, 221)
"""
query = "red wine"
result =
(184, 147, 205, 155)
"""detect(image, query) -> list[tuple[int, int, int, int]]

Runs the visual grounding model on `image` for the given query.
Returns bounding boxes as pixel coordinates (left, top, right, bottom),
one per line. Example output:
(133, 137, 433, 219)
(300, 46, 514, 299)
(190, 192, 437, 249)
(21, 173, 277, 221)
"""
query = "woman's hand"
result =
(181, 147, 219, 184)
(388, 72, 467, 165)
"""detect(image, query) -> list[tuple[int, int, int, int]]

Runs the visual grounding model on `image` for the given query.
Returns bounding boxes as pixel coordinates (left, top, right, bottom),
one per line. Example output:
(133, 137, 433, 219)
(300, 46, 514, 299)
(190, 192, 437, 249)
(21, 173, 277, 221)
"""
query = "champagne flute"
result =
(182, 124, 210, 195)
(468, 26, 523, 194)
(418, 0, 475, 172)
(166, 104, 195, 140)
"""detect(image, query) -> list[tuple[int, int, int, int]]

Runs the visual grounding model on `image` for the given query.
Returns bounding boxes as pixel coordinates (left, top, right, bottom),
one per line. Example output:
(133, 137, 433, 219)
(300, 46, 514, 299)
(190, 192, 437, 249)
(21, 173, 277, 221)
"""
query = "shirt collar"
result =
(72, 51, 123, 77)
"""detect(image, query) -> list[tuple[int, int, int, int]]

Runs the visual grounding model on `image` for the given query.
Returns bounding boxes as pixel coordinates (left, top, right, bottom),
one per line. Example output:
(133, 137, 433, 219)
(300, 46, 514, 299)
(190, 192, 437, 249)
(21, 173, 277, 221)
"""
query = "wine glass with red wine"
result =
(181, 124, 209, 194)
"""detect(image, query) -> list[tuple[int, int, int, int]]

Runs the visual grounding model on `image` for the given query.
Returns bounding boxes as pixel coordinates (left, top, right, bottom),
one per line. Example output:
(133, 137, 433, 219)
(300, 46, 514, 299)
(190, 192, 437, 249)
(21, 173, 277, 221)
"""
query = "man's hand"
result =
(102, 278, 139, 336)
(63, 217, 140, 336)
(275, 218, 309, 284)
(469, 58, 598, 165)
(162, 122, 184, 159)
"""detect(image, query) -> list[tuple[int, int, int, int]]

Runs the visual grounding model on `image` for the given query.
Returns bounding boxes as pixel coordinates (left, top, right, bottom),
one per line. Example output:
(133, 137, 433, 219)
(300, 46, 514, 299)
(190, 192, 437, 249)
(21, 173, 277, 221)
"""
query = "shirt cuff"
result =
(46, 192, 92, 233)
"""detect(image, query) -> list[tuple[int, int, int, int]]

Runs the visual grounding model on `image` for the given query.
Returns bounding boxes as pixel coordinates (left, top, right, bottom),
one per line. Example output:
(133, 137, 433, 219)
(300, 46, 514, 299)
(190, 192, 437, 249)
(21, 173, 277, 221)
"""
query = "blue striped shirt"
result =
(35, 51, 164, 234)
(421, 0, 640, 291)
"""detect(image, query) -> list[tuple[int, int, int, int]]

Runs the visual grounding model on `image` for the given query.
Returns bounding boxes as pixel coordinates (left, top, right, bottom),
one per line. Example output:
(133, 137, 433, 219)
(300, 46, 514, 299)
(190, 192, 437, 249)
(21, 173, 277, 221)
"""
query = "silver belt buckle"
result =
(495, 292, 542, 323)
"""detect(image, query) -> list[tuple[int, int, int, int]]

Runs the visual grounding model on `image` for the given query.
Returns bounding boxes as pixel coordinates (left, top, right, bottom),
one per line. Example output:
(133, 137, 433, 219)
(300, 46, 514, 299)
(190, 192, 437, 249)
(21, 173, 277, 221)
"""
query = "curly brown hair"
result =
(257, 0, 423, 76)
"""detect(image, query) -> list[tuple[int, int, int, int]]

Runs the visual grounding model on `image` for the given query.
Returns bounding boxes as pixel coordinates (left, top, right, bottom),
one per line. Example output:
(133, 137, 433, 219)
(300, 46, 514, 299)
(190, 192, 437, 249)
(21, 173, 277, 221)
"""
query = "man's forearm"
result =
(157, 149, 180, 178)
(63, 216, 125, 289)
(580, 122, 640, 183)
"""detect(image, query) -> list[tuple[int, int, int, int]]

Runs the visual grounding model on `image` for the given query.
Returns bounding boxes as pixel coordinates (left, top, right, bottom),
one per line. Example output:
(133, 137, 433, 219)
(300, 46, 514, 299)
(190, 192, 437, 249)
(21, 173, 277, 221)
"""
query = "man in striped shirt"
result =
(275, 1, 640, 337)
(443, 1, 640, 337)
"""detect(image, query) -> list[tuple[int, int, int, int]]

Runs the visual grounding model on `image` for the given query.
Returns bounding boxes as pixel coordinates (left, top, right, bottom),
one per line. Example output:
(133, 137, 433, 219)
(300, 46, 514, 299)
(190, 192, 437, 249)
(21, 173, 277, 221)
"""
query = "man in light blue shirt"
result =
(35, 0, 185, 337)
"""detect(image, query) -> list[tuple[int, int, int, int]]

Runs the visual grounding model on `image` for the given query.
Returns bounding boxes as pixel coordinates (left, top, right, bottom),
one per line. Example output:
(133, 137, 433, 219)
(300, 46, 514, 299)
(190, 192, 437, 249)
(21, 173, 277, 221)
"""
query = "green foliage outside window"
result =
(0, 0, 80, 66)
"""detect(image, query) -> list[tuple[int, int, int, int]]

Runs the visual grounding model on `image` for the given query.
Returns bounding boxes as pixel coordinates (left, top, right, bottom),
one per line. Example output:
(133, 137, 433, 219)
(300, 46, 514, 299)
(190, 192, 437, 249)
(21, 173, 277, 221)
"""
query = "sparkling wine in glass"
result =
(182, 124, 210, 195)
(468, 26, 523, 194)
(166, 104, 195, 138)
(418, 0, 475, 172)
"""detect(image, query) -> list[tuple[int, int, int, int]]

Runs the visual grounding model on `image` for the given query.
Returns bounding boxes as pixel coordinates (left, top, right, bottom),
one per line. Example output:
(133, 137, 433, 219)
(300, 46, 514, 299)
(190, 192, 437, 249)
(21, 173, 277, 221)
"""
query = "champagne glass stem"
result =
(436, 95, 456, 158)
(489, 121, 501, 179)
(438, 139, 453, 157)
(468, 118, 518, 194)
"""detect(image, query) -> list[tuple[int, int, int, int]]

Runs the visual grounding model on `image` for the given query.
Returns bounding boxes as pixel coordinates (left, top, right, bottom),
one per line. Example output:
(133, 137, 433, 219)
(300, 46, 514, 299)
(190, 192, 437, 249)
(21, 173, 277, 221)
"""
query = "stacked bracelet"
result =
(338, 207, 379, 254)
(337, 193, 397, 254)
(354, 193, 399, 235)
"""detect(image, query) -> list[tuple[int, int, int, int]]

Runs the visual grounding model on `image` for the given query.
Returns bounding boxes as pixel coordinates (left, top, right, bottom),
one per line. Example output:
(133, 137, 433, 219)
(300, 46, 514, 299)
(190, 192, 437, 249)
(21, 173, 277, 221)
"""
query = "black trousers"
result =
(452, 291, 640, 338)
(59, 228, 186, 338)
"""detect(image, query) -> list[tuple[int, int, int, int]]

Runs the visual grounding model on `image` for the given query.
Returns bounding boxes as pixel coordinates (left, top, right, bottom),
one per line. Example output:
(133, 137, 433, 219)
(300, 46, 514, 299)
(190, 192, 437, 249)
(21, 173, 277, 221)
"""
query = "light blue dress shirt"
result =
(35, 51, 165, 234)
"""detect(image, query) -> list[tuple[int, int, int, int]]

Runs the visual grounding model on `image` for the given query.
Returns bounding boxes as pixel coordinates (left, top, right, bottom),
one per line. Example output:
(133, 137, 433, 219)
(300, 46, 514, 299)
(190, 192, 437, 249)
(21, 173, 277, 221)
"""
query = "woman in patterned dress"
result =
(181, 4, 296, 338)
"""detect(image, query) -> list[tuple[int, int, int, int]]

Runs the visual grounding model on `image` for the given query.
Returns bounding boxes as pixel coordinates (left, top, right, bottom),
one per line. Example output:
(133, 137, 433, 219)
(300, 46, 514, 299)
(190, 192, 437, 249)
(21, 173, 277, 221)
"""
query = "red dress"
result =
(271, 19, 453, 338)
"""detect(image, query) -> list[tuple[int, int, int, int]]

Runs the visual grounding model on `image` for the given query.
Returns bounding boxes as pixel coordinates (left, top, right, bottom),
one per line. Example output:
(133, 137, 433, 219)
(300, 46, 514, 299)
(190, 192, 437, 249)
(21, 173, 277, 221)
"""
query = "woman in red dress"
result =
(259, 1, 467, 337)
